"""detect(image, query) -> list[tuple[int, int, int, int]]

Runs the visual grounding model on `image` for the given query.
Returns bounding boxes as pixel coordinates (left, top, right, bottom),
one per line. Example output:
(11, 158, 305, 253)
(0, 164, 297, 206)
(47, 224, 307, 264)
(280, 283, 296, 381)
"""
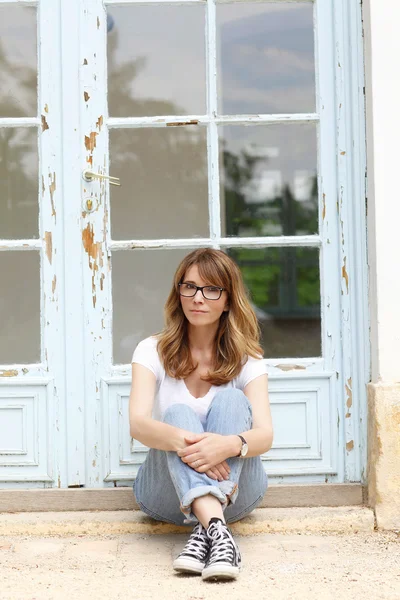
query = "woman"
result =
(129, 248, 273, 581)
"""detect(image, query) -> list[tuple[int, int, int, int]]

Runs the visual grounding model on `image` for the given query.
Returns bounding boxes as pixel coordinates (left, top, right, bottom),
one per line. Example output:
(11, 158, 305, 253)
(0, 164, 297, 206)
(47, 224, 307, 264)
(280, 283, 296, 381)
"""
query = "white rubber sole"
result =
(173, 556, 204, 575)
(202, 563, 240, 581)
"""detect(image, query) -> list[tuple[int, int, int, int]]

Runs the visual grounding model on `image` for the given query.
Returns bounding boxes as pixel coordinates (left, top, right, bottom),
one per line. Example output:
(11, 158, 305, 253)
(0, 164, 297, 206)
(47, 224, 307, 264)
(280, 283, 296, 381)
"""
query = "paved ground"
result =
(1, 530, 399, 600)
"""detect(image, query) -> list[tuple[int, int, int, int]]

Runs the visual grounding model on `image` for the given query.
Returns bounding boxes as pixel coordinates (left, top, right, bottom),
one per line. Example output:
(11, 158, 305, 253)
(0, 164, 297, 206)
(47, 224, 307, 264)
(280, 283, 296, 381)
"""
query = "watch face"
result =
(241, 443, 249, 457)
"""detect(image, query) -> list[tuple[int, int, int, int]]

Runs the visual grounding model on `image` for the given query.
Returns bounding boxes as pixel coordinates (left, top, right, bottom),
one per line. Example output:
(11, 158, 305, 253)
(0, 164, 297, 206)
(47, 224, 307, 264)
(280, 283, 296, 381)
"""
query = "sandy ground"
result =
(0, 531, 399, 600)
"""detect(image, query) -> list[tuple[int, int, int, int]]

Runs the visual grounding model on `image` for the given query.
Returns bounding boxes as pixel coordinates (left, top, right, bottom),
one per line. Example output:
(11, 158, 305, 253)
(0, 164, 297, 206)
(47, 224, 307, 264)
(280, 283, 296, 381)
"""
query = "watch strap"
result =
(236, 435, 247, 457)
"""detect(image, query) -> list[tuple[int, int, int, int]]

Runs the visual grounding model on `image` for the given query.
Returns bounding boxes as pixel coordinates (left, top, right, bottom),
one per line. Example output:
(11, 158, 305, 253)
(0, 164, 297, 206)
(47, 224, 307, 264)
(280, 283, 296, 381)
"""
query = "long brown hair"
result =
(157, 248, 263, 385)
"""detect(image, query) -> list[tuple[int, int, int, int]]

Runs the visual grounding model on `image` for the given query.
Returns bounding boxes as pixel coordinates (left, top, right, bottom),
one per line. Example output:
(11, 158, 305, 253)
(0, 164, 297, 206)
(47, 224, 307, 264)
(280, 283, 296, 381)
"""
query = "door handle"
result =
(82, 170, 121, 186)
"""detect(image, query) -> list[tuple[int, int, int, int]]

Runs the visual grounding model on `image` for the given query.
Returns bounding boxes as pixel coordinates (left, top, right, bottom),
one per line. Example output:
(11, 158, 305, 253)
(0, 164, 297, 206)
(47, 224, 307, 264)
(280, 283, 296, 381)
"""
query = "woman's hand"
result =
(177, 432, 233, 473)
(203, 461, 230, 481)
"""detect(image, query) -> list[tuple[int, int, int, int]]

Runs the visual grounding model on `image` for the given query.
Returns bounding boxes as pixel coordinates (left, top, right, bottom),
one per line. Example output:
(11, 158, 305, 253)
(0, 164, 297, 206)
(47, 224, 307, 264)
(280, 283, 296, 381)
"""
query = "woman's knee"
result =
(209, 388, 251, 413)
(163, 402, 198, 426)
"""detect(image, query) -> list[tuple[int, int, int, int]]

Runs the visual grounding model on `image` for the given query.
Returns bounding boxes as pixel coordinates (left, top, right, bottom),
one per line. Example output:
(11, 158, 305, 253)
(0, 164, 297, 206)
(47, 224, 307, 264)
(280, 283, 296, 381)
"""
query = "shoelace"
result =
(180, 522, 209, 558)
(207, 520, 241, 565)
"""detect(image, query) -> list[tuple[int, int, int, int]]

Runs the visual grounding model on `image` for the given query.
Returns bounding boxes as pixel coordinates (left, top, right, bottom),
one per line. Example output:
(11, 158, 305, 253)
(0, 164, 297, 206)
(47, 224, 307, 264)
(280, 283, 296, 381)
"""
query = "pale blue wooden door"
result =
(0, 0, 368, 489)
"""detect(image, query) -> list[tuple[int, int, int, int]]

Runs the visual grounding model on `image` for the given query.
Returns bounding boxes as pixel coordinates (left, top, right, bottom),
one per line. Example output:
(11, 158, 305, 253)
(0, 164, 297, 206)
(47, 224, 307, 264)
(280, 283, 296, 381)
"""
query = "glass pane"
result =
(228, 247, 321, 358)
(0, 128, 39, 239)
(110, 128, 208, 239)
(0, 6, 37, 118)
(112, 249, 190, 364)
(107, 6, 206, 117)
(220, 124, 318, 238)
(217, 2, 315, 114)
(0, 251, 40, 364)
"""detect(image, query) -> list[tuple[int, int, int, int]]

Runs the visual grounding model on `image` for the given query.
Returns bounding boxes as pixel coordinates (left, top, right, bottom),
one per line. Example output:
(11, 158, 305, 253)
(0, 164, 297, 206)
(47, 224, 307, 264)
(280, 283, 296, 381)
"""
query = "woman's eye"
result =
(207, 287, 219, 292)
(186, 284, 196, 290)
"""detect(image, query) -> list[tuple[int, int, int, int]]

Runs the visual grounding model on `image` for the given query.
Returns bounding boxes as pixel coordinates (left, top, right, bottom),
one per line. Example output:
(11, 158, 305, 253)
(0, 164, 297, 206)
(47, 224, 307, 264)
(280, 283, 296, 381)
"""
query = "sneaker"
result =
(202, 517, 242, 581)
(173, 521, 210, 574)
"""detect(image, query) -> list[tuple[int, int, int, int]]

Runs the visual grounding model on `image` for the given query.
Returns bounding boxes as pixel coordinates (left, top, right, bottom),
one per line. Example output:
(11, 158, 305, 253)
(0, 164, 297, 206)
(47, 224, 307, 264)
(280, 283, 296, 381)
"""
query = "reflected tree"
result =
(107, 28, 208, 240)
(0, 38, 38, 240)
(222, 145, 320, 316)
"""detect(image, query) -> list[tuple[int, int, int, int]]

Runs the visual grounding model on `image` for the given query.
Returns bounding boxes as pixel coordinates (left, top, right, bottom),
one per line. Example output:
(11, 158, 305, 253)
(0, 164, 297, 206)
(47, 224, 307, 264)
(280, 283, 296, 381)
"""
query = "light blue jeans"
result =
(133, 389, 268, 525)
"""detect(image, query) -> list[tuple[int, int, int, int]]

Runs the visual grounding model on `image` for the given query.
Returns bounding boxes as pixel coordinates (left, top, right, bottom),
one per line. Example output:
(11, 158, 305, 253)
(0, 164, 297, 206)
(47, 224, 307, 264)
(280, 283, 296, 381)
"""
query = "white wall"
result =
(363, 0, 400, 383)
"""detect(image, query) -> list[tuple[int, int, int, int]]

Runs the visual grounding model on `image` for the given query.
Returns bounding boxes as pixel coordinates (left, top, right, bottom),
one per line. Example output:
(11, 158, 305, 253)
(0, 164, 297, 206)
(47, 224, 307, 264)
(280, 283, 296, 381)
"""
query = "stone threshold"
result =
(0, 506, 375, 536)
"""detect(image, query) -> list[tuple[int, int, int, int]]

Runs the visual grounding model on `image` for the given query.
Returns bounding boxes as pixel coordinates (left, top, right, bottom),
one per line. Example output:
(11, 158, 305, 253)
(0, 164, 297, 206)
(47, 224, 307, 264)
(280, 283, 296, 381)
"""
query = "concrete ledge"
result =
(0, 507, 375, 537)
(0, 483, 365, 512)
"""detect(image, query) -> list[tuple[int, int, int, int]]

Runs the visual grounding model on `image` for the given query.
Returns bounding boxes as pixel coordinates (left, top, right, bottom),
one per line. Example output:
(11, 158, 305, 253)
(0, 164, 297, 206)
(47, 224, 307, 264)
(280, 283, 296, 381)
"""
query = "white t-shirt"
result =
(131, 336, 267, 426)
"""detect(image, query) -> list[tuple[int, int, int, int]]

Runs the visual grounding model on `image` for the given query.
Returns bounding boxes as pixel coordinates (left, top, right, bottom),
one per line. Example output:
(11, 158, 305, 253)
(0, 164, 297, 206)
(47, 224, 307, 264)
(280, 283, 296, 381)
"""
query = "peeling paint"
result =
(22, 368, 28, 375)
(44, 104, 49, 113)
(346, 377, 353, 408)
(276, 364, 306, 372)
(97, 16, 100, 29)
(84, 91, 90, 102)
(41, 115, 49, 132)
(42, 175, 45, 197)
(52, 275, 57, 295)
(322, 193, 326, 220)
(45, 231, 53, 265)
(96, 115, 103, 131)
(85, 131, 97, 152)
(346, 440, 354, 451)
(340, 151, 346, 156)
(0, 370, 18, 377)
(49, 172, 56, 220)
(342, 257, 349, 293)
(93, 294, 96, 308)
(83, 58, 88, 65)
(167, 119, 199, 127)
(82, 223, 102, 263)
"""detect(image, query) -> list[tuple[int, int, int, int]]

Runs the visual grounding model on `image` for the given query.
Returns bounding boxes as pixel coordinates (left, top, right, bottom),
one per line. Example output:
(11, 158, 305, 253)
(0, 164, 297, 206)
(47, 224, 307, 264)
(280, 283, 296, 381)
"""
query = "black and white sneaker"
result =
(202, 517, 242, 581)
(173, 521, 210, 574)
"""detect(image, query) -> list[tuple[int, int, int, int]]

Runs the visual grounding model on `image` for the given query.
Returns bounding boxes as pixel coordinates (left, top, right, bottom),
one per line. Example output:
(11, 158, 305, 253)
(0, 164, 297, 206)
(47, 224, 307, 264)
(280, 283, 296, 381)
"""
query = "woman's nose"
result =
(193, 289, 204, 301)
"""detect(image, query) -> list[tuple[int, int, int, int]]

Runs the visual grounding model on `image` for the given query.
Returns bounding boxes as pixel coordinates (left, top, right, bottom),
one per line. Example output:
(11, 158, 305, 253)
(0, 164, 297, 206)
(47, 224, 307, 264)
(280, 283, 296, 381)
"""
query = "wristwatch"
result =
(236, 435, 249, 458)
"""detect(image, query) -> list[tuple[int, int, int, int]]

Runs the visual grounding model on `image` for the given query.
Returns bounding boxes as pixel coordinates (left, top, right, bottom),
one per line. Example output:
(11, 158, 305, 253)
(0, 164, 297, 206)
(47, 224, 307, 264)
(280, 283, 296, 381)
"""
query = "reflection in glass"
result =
(112, 249, 190, 364)
(220, 124, 318, 238)
(228, 247, 321, 358)
(217, 2, 315, 114)
(110, 127, 208, 240)
(0, 251, 40, 364)
(0, 128, 38, 239)
(107, 6, 206, 117)
(0, 6, 37, 118)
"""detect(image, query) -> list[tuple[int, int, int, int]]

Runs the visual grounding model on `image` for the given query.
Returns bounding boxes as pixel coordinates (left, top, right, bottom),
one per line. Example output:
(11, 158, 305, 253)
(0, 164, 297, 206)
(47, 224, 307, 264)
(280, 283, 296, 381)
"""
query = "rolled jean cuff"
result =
(180, 485, 228, 524)
(218, 479, 239, 505)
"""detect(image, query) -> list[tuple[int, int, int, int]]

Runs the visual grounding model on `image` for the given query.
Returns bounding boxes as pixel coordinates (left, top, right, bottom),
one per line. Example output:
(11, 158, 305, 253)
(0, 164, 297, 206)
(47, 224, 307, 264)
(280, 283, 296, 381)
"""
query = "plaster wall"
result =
(363, 0, 400, 530)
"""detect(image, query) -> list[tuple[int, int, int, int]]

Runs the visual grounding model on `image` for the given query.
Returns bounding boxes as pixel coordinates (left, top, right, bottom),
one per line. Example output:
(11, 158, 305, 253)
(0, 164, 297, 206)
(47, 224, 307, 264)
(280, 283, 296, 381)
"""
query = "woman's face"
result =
(179, 265, 229, 328)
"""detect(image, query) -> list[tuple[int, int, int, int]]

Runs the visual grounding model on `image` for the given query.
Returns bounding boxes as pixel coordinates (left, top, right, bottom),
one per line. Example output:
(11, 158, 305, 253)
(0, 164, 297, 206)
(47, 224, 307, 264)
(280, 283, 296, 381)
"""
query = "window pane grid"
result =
(106, 0, 319, 245)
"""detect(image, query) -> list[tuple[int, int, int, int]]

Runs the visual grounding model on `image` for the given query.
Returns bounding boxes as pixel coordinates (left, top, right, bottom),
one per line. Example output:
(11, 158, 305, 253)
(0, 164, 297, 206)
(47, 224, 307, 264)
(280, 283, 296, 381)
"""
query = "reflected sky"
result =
(108, 2, 315, 116)
(0, 6, 37, 117)
(217, 3, 315, 114)
(108, 5, 206, 117)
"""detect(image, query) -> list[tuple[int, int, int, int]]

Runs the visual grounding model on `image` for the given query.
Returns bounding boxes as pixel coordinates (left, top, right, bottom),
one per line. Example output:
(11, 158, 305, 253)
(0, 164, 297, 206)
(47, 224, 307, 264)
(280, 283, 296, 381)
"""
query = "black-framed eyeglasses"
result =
(178, 283, 226, 301)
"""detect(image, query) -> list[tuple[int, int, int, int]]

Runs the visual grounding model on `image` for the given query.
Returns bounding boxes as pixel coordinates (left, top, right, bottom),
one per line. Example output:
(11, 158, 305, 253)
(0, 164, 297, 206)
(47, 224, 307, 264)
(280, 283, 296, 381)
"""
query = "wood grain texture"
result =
(0, 484, 364, 513)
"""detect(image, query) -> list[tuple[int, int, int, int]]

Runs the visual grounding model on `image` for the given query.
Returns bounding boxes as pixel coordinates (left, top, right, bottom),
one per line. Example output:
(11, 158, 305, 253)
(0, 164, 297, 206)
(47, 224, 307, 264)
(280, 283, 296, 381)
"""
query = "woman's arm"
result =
(129, 363, 192, 452)
(228, 373, 273, 458)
